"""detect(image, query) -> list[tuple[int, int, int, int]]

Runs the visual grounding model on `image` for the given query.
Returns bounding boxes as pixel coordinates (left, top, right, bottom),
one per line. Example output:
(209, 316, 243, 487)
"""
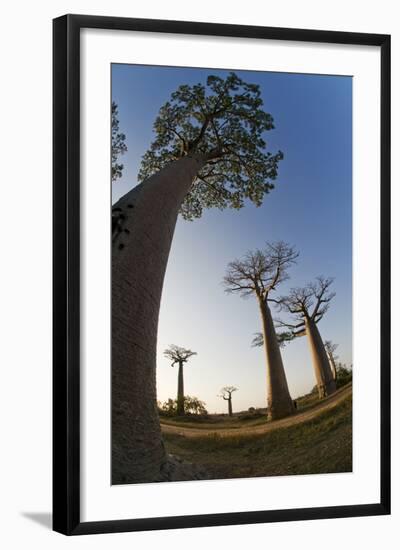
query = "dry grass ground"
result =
(162, 384, 352, 479)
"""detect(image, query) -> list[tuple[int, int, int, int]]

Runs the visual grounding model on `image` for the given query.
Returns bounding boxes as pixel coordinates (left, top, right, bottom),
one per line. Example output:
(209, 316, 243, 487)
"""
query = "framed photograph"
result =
(53, 14, 390, 535)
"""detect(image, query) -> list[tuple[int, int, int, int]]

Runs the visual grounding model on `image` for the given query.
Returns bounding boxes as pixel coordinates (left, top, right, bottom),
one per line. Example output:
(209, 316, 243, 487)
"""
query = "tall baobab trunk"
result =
(305, 318, 336, 398)
(112, 155, 206, 484)
(177, 362, 185, 416)
(259, 299, 294, 420)
(326, 350, 338, 381)
(227, 397, 233, 417)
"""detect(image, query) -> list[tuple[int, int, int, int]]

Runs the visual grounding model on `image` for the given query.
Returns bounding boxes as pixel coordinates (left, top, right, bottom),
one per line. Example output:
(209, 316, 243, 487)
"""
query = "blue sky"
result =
(112, 64, 352, 414)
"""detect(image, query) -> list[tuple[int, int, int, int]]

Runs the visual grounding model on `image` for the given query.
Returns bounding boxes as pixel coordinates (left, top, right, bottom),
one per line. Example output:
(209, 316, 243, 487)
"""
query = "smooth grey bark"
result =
(112, 155, 206, 484)
(305, 318, 336, 398)
(177, 362, 185, 416)
(326, 350, 338, 381)
(259, 299, 294, 419)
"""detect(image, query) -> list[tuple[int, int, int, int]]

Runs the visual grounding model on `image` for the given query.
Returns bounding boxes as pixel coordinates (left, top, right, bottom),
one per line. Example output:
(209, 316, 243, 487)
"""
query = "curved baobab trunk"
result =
(177, 362, 185, 416)
(326, 350, 338, 381)
(259, 300, 294, 420)
(112, 155, 205, 484)
(305, 318, 336, 398)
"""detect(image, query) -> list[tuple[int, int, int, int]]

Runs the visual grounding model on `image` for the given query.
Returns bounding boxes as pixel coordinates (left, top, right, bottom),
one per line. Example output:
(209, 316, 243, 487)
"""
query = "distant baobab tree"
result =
(324, 340, 339, 381)
(223, 241, 298, 420)
(164, 345, 197, 416)
(219, 386, 238, 417)
(112, 72, 284, 483)
(278, 276, 337, 398)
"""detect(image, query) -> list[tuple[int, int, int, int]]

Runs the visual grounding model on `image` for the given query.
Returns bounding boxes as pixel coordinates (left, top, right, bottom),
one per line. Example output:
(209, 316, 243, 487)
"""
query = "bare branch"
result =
(265, 242, 299, 293)
(219, 386, 238, 399)
(275, 318, 305, 330)
(325, 340, 339, 362)
(267, 297, 283, 305)
(310, 276, 335, 320)
(278, 275, 335, 326)
(223, 241, 298, 301)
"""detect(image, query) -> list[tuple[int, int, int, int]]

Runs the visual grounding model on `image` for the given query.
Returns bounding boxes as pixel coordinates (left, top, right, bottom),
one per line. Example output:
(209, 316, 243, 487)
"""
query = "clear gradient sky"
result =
(112, 64, 352, 414)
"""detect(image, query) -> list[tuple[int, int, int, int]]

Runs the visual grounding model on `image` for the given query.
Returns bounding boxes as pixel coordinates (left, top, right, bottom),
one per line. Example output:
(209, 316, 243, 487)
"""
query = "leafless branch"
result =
(219, 386, 238, 399)
(223, 242, 298, 301)
(278, 275, 335, 326)
(310, 276, 335, 320)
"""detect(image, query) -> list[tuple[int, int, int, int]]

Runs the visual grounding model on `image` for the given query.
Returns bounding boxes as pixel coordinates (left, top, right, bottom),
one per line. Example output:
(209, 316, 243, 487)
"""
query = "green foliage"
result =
(252, 330, 295, 348)
(112, 101, 127, 182)
(158, 398, 177, 416)
(185, 396, 208, 416)
(158, 396, 208, 417)
(335, 363, 353, 388)
(138, 72, 283, 220)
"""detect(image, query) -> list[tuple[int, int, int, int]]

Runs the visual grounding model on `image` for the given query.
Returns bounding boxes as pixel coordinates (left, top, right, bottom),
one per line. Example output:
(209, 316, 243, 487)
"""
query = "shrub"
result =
(158, 396, 208, 417)
(335, 363, 352, 388)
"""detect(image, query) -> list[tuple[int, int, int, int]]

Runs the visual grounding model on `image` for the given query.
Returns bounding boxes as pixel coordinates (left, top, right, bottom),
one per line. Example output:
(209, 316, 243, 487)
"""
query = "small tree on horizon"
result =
(164, 345, 197, 416)
(219, 386, 238, 417)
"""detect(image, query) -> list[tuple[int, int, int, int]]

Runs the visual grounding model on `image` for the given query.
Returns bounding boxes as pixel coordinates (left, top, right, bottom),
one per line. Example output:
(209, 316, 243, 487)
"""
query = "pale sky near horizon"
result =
(112, 64, 352, 414)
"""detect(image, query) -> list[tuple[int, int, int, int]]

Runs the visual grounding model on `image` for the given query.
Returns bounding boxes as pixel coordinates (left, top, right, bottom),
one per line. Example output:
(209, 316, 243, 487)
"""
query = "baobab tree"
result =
(164, 345, 197, 416)
(112, 72, 284, 483)
(223, 242, 298, 420)
(324, 340, 339, 381)
(219, 386, 238, 417)
(278, 276, 337, 398)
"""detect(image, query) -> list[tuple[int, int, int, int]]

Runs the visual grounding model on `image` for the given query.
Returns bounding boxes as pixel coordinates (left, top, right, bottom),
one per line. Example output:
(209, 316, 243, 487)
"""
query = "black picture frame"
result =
(53, 14, 391, 535)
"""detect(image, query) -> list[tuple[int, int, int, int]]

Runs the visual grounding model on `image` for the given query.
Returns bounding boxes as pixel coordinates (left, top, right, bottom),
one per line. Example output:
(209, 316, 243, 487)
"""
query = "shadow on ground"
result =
(22, 512, 52, 530)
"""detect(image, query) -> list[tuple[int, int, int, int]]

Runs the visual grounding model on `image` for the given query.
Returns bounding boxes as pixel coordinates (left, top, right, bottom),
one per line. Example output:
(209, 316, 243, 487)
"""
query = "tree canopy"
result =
(219, 386, 238, 400)
(112, 101, 127, 182)
(251, 330, 294, 349)
(223, 241, 298, 301)
(164, 344, 197, 366)
(276, 276, 336, 337)
(138, 72, 283, 220)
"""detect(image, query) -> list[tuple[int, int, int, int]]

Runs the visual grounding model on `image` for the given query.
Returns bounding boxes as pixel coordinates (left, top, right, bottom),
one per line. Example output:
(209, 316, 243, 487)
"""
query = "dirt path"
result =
(161, 384, 352, 439)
